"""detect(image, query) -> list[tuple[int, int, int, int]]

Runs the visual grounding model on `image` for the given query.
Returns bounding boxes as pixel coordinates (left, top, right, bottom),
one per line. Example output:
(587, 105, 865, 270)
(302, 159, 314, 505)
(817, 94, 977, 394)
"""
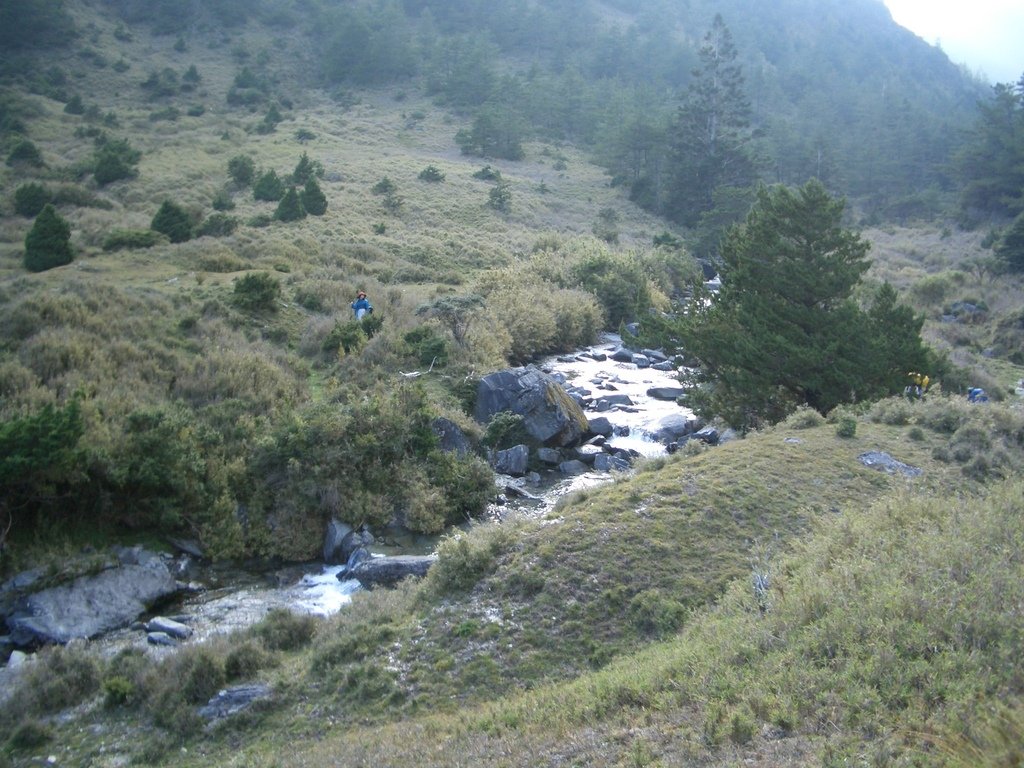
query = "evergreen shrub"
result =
(232, 272, 281, 312)
(13, 183, 50, 217)
(150, 200, 193, 243)
(23, 204, 73, 272)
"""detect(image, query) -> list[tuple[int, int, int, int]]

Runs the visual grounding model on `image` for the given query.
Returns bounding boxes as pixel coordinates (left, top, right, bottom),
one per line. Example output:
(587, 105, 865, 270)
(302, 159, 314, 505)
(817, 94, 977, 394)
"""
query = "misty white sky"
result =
(884, 0, 1023, 84)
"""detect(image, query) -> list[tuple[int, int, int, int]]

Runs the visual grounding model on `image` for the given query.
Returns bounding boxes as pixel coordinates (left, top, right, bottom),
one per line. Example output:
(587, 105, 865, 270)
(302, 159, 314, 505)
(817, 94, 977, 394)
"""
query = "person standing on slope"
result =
(351, 290, 372, 320)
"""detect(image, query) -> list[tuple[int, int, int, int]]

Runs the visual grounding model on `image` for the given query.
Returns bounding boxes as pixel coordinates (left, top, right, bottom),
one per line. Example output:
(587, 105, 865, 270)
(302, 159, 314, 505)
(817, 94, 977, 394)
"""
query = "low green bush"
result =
(252, 608, 317, 651)
(224, 641, 272, 680)
(835, 416, 857, 438)
(150, 199, 193, 243)
(196, 213, 238, 238)
(232, 272, 281, 312)
(102, 228, 165, 251)
(13, 182, 50, 217)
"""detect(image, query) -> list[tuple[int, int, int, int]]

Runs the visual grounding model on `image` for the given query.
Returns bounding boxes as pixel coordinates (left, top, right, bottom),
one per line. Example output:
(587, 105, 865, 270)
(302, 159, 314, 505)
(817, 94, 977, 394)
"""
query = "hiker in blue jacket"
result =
(351, 290, 372, 320)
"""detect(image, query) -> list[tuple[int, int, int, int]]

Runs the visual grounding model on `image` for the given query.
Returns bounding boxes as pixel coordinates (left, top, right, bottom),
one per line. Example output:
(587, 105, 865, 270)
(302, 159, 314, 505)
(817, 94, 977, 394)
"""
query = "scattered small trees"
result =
(24, 204, 74, 272)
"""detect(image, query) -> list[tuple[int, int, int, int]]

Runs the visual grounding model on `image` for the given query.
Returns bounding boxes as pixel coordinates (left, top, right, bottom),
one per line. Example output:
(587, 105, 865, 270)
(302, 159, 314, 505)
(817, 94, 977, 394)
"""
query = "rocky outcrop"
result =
(5, 547, 180, 647)
(859, 451, 923, 477)
(475, 366, 589, 447)
(323, 520, 374, 565)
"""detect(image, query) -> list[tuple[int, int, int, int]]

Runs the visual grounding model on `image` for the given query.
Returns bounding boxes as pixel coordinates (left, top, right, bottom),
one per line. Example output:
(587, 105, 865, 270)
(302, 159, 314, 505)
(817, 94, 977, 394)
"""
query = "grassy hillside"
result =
(2, 4, 1024, 767)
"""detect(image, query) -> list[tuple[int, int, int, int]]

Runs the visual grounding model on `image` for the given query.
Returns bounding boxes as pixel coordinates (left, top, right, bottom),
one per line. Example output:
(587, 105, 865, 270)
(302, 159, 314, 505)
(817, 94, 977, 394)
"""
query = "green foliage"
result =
(835, 416, 858, 438)
(487, 180, 512, 212)
(196, 213, 238, 238)
(456, 104, 526, 160)
(224, 641, 272, 680)
(228, 154, 256, 186)
(472, 165, 501, 181)
(426, 525, 515, 595)
(416, 294, 484, 346)
(7, 138, 44, 167)
(680, 180, 933, 430)
(0, 644, 99, 727)
(23, 204, 74, 272)
(92, 135, 140, 185)
(482, 411, 530, 450)
(402, 326, 449, 367)
(0, 0, 75, 50)
(252, 608, 317, 651)
(102, 228, 166, 251)
(300, 177, 328, 216)
(13, 182, 50, 217)
(322, 320, 366, 356)
(955, 80, 1024, 219)
(150, 199, 193, 243)
(275, 187, 306, 221)
(63, 94, 85, 115)
(253, 169, 285, 201)
(627, 588, 688, 637)
(232, 272, 281, 312)
(995, 211, 1024, 273)
(291, 152, 323, 185)
(6, 720, 53, 752)
(371, 176, 396, 195)
(418, 165, 445, 182)
(664, 16, 760, 226)
(102, 676, 135, 707)
(571, 251, 652, 328)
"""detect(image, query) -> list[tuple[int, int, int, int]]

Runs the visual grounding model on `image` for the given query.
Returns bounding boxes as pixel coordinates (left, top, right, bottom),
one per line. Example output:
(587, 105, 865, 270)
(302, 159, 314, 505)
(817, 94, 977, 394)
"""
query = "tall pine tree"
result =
(680, 180, 933, 430)
(665, 15, 760, 228)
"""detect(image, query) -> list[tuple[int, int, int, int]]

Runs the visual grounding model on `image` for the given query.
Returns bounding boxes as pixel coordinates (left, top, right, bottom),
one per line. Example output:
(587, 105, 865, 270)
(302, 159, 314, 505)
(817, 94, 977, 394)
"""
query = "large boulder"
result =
(5, 547, 180, 647)
(475, 366, 589, 447)
(493, 444, 529, 476)
(347, 555, 437, 588)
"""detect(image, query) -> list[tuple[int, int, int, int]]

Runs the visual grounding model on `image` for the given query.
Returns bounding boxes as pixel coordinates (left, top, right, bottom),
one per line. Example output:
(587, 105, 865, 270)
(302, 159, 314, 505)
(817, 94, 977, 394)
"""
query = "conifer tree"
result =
(300, 177, 328, 216)
(150, 200, 193, 243)
(665, 15, 760, 227)
(996, 211, 1024, 273)
(253, 169, 285, 202)
(24, 204, 73, 272)
(680, 180, 933, 430)
(275, 187, 306, 222)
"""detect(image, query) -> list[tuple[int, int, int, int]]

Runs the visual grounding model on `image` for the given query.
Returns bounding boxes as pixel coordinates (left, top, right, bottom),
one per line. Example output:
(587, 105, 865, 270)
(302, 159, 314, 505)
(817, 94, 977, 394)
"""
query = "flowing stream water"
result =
(85, 334, 694, 656)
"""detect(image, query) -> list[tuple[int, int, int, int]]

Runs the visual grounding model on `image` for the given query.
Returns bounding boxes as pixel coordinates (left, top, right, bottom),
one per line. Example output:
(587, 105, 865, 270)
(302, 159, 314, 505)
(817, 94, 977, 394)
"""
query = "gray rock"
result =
(587, 416, 614, 437)
(641, 348, 669, 362)
(858, 451, 923, 478)
(610, 347, 634, 363)
(693, 426, 720, 445)
(537, 447, 563, 465)
(583, 351, 607, 362)
(7, 650, 28, 669)
(198, 684, 272, 720)
(559, 460, 590, 476)
(631, 354, 651, 369)
(147, 632, 177, 646)
(349, 556, 438, 588)
(475, 366, 589, 447)
(653, 413, 699, 443)
(494, 444, 529, 476)
(597, 394, 634, 409)
(651, 361, 676, 372)
(6, 550, 180, 647)
(647, 387, 686, 401)
(145, 616, 192, 639)
(432, 417, 472, 457)
(322, 519, 354, 564)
